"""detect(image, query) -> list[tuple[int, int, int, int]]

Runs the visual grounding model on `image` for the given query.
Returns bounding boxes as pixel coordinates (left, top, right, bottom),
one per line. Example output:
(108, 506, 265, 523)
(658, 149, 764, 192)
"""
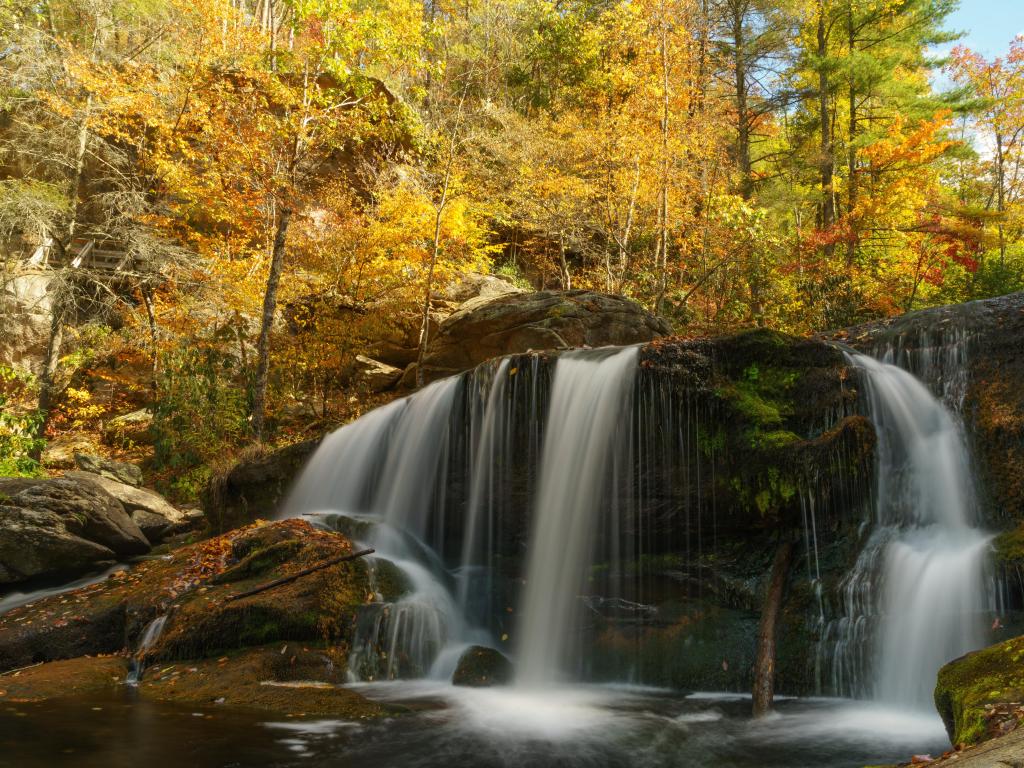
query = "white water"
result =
(126, 614, 168, 685)
(516, 347, 639, 686)
(284, 376, 492, 681)
(848, 353, 991, 708)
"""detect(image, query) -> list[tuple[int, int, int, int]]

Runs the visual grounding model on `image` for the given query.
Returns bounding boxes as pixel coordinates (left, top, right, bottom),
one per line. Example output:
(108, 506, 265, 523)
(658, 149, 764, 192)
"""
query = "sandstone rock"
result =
(103, 408, 155, 446)
(354, 354, 403, 392)
(41, 434, 99, 469)
(444, 271, 525, 304)
(74, 453, 143, 486)
(418, 290, 672, 383)
(451, 645, 514, 687)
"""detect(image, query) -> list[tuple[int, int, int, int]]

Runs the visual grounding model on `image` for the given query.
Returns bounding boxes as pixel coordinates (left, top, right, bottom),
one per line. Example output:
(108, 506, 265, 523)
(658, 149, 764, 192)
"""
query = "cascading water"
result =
(283, 376, 483, 681)
(126, 614, 168, 685)
(828, 352, 991, 707)
(516, 347, 638, 687)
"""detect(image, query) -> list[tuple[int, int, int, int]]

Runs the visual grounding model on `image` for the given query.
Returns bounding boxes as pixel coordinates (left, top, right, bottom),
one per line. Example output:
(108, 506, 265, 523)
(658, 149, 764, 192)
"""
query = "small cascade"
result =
(126, 614, 168, 685)
(824, 352, 991, 707)
(516, 347, 639, 687)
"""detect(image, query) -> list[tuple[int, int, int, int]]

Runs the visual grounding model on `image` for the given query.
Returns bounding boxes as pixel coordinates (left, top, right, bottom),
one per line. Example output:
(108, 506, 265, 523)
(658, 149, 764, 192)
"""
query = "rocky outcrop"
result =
(0, 476, 151, 584)
(102, 408, 155, 446)
(444, 271, 525, 304)
(63, 470, 194, 543)
(74, 453, 143, 486)
(41, 434, 99, 469)
(0, 266, 52, 373)
(202, 440, 319, 532)
(0, 520, 383, 718)
(354, 354, 403, 392)
(416, 290, 672, 383)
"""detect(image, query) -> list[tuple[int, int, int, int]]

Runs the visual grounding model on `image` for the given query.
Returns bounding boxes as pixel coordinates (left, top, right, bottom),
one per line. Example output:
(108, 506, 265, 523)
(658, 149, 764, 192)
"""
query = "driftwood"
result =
(752, 536, 796, 718)
(224, 547, 375, 603)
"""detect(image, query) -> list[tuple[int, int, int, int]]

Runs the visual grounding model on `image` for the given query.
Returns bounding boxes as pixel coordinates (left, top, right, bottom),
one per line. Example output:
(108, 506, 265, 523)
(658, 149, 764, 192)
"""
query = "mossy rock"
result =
(935, 634, 1024, 746)
(212, 539, 304, 584)
(451, 645, 514, 687)
(994, 524, 1024, 565)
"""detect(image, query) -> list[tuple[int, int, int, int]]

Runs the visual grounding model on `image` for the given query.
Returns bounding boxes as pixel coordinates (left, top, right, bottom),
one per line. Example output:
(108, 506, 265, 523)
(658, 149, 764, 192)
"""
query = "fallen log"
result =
(224, 547, 375, 603)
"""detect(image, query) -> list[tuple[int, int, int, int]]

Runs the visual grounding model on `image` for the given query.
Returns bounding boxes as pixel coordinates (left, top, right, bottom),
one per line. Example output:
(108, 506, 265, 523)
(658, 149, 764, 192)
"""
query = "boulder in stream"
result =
(452, 645, 514, 687)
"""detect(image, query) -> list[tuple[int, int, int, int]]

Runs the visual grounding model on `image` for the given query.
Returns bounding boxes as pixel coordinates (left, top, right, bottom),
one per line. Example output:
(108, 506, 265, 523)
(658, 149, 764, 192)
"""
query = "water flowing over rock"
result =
(283, 330, 875, 692)
(516, 347, 639, 686)
(821, 354, 991, 708)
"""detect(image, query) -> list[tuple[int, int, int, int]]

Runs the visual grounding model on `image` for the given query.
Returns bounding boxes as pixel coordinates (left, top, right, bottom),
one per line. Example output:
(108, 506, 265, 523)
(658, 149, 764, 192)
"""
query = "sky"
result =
(943, 0, 1024, 59)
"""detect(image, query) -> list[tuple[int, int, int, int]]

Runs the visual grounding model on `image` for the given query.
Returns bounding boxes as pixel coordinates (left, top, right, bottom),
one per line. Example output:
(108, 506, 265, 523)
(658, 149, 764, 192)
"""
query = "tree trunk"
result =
(846, 3, 857, 270)
(141, 284, 158, 395)
(655, 9, 671, 314)
(752, 536, 796, 718)
(733, 2, 752, 200)
(996, 132, 1006, 267)
(34, 97, 91, 451)
(817, 3, 835, 256)
(251, 206, 292, 441)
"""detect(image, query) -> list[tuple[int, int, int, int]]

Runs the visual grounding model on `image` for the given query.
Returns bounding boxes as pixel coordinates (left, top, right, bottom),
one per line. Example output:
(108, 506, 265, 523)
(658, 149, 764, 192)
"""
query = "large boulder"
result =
(102, 408, 155, 446)
(417, 290, 672, 383)
(444, 271, 525, 304)
(354, 354, 403, 393)
(0, 476, 150, 584)
(73, 453, 143, 487)
(63, 470, 192, 544)
(41, 434, 99, 469)
(934, 634, 1024, 747)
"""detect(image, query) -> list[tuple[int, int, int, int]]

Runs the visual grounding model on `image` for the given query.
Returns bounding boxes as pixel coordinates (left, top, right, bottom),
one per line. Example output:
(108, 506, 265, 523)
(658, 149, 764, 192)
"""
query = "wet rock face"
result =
(418, 290, 672, 383)
(0, 520, 388, 718)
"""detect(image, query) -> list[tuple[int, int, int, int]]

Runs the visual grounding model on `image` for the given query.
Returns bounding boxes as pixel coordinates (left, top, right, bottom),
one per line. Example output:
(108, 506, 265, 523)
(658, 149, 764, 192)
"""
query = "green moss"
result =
(994, 523, 1024, 564)
(934, 634, 1024, 746)
(213, 539, 304, 584)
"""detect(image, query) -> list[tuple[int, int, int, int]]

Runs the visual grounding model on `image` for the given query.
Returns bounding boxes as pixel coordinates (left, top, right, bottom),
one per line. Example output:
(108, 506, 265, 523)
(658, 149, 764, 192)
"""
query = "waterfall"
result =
(842, 353, 991, 708)
(126, 614, 168, 685)
(516, 347, 639, 687)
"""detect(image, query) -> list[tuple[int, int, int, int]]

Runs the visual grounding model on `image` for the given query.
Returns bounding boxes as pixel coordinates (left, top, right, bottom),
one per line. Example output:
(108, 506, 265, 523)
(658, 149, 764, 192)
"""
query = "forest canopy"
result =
(1, 0, 1022, 494)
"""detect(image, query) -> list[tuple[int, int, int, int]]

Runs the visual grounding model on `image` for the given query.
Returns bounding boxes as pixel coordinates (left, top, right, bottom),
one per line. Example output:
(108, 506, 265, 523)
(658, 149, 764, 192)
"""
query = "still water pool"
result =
(0, 683, 950, 768)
